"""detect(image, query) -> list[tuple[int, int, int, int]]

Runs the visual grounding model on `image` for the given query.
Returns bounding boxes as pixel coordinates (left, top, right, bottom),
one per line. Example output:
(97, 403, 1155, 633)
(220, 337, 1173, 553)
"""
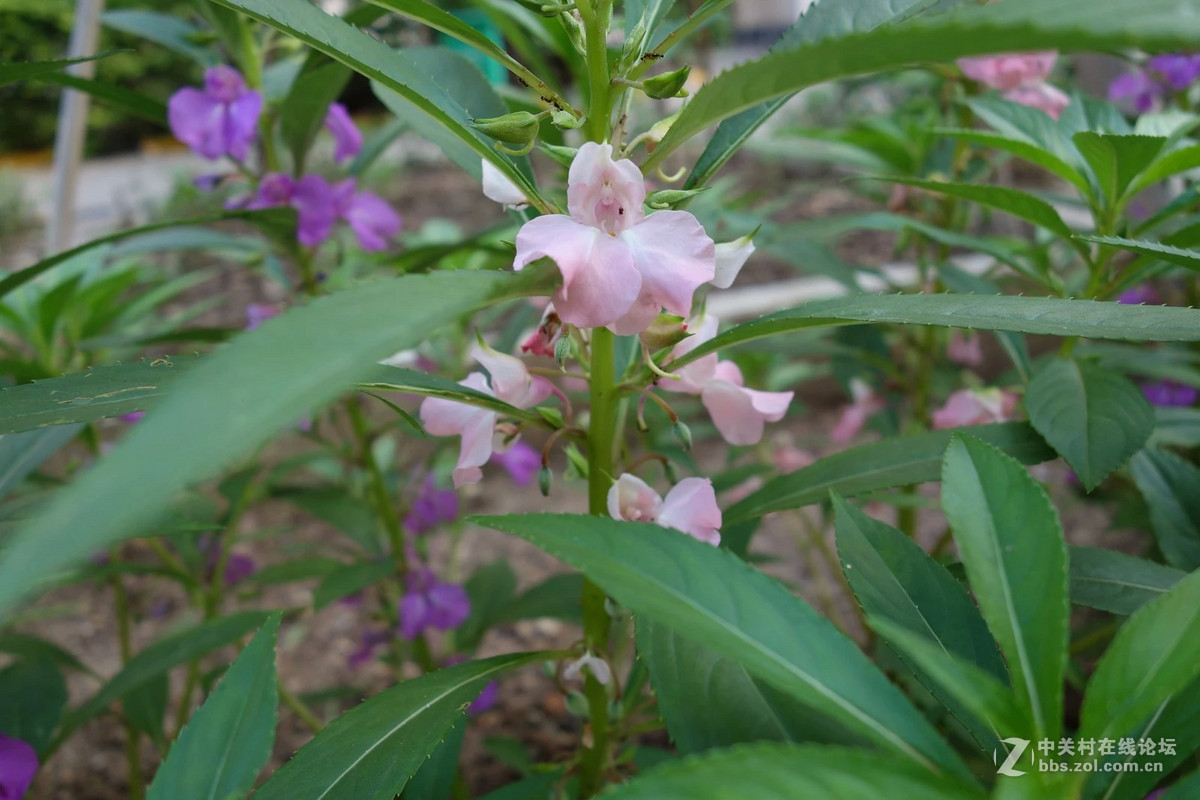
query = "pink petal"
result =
(420, 372, 496, 441)
(482, 159, 528, 208)
(514, 215, 642, 329)
(712, 235, 755, 289)
(830, 404, 869, 443)
(567, 142, 646, 234)
(712, 360, 745, 387)
(744, 387, 793, 422)
(453, 410, 497, 488)
(618, 210, 715, 327)
(702, 380, 768, 446)
(1003, 82, 1070, 119)
(931, 389, 987, 429)
(607, 474, 663, 523)
(947, 331, 984, 367)
(470, 343, 551, 408)
(957, 52, 1057, 91)
(658, 478, 722, 545)
(663, 315, 719, 393)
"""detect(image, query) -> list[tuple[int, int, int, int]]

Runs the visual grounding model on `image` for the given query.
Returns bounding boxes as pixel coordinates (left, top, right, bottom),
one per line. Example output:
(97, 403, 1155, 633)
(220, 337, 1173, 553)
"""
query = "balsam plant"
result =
(1, 0, 1200, 798)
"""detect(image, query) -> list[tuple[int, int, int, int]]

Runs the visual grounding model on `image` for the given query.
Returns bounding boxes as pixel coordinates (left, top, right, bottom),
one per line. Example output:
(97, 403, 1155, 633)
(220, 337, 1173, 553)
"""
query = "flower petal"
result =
(607, 473, 663, 523)
(325, 102, 364, 163)
(619, 210, 715, 324)
(223, 91, 263, 161)
(711, 234, 756, 289)
(702, 380, 768, 446)
(482, 159, 529, 208)
(342, 190, 401, 251)
(658, 477, 722, 545)
(514, 215, 642, 329)
(470, 342, 548, 408)
(167, 88, 226, 160)
(291, 175, 339, 247)
(567, 142, 646, 234)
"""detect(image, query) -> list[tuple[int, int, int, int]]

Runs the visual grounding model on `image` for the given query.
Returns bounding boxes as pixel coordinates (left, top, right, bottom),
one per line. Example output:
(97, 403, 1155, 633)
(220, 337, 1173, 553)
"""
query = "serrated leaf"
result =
(880, 178, 1077, 244)
(669, 295, 1200, 372)
(0, 52, 126, 87)
(1072, 133, 1167, 204)
(942, 436, 1069, 742)
(254, 653, 545, 800)
(493, 572, 584, 624)
(1025, 358, 1155, 489)
(1069, 545, 1186, 615)
(1128, 142, 1200, 196)
(475, 514, 968, 776)
(594, 742, 985, 800)
(725, 423, 1053, 523)
(934, 128, 1091, 196)
(313, 561, 394, 610)
(1130, 447, 1200, 571)
(1079, 569, 1200, 741)
(1076, 235, 1200, 275)
(147, 614, 280, 800)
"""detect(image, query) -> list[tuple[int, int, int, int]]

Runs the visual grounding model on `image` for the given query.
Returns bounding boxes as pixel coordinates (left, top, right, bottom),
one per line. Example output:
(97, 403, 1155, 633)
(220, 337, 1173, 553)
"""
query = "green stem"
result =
(579, 0, 612, 143)
(111, 560, 145, 800)
(278, 683, 324, 733)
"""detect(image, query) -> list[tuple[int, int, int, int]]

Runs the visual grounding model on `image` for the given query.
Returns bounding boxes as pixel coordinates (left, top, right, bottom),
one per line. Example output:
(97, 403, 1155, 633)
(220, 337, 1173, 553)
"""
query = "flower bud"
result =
(472, 111, 540, 146)
(643, 65, 691, 99)
(550, 109, 583, 130)
(560, 11, 585, 53)
(538, 465, 552, 497)
(554, 333, 573, 368)
(539, 143, 579, 168)
(639, 312, 690, 350)
(644, 111, 680, 154)
(673, 420, 693, 452)
(646, 187, 708, 210)
(620, 12, 648, 72)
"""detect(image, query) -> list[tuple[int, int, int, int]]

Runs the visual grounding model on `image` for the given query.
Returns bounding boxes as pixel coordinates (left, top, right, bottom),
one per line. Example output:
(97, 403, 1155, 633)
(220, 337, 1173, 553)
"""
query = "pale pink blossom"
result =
(957, 52, 1069, 119)
(662, 315, 793, 446)
(711, 231, 756, 289)
(607, 473, 722, 545)
(481, 159, 529, 209)
(931, 388, 1019, 429)
(947, 331, 984, 367)
(513, 142, 715, 334)
(419, 344, 552, 487)
(831, 379, 885, 444)
(563, 653, 612, 685)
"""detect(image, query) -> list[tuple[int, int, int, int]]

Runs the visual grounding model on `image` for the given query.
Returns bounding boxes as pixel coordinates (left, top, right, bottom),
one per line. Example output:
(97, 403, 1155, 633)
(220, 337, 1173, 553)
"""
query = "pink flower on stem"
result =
(608, 473, 722, 546)
(931, 388, 1018, 429)
(957, 52, 1070, 119)
(419, 344, 553, 487)
(168, 66, 263, 161)
(947, 331, 984, 368)
(0, 733, 37, 800)
(324, 103, 363, 164)
(831, 379, 886, 444)
(661, 315, 793, 446)
(514, 142, 715, 334)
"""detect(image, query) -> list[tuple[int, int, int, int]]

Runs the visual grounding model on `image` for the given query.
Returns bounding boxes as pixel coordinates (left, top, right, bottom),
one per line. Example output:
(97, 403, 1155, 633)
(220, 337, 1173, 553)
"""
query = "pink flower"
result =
(168, 65, 262, 161)
(325, 103, 363, 164)
(711, 231, 756, 289)
(607, 474, 722, 545)
(947, 331, 984, 367)
(520, 304, 564, 357)
(419, 344, 552, 487)
(932, 388, 1018, 429)
(831, 379, 885, 444)
(513, 143, 715, 334)
(662, 315, 793, 445)
(957, 52, 1069, 119)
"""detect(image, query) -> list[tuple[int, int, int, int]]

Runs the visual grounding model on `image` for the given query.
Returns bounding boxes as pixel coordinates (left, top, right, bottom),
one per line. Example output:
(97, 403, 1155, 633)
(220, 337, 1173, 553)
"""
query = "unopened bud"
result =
(514, 0, 567, 16)
(639, 312, 690, 350)
(673, 420, 693, 452)
(539, 143, 579, 167)
(560, 11, 585, 53)
(646, 188, 707, 210)
(554, 334, 572, 368)
(551, 109, 583, 130)
(643, 65, 691, 99)
(472, 111, 540, 146)
(620, 12, 648, 72)
(538, 466, 552, 496)
(644, 111, 679, 154)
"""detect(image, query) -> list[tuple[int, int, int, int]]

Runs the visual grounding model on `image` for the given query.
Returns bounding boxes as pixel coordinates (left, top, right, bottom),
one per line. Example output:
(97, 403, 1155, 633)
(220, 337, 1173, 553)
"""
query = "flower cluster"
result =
(957, 52, 1070, 119)
(608, 474, 722, 546)
(1110, 54, 1200, 114)
(169, 68, 399, 252)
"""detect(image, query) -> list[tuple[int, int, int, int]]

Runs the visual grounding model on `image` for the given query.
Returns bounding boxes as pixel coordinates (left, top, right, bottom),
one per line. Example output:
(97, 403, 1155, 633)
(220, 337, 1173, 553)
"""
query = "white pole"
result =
(44, 0, 107, 254)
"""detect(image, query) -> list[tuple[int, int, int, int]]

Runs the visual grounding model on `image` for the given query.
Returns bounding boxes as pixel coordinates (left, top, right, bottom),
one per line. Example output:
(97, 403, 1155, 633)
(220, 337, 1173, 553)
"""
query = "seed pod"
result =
(643, 65, 691, 99)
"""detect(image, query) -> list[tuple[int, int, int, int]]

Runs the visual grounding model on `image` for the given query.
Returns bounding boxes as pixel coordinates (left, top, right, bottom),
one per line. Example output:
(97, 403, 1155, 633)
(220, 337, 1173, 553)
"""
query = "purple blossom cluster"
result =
(168, 67, 400, 252)
(1109, 54, 1200, 113)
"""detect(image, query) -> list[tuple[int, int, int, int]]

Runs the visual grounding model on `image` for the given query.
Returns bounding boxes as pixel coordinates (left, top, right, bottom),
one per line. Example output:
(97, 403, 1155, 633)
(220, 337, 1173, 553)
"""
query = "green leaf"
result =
(685, 0, 952, 190)
(1076, 236, 1200, 275)
(456, 560, 518, 652)
(123, 674, 169, 747)
(0, 52, 125, 87)
(1072, 133, 1167, 204)
(1130, 447, 1200, 571)
(942, 436, 1069, 742)
(254, 653, 546, 800)
(1128, 142, 1200, 196)
(648, 0, 1200, 170)
(360, 365, 540, 423)
(208, 0, 540, 203)
(276, 488, 383, 556)
(833, 496, 1007, 749)
(593, 742, 985, 800)
(1163, 768, 1200, 800)
(493, 572, 585, 624)
(405, 718, 466, 800)
(933, 128, 1090, 196)
(0, 633, 95, 677)
(1152, 406, 1200, 448)
(39, 72, 167, 124)
(1079, 568, 1200, 741)
(637, 621, 862, 755)
(60, 611, 272, 741)
(313, 561, 394, 610)
(1069, 546, 1185, 616)
(669, 295, 1200, 372)
(725, 423, 1053, 523)
(880, 177, 1077, 243)
(1025, 358, 1155, 490)
(0, 269, 549, 616)
(147, 614, 280, 800)
(101, 10, 216, 64)
(280, 61, 352, 171)
(0, 425, 83, 499)
(475, 514, 968, 776)
(0, 657, 68, 755)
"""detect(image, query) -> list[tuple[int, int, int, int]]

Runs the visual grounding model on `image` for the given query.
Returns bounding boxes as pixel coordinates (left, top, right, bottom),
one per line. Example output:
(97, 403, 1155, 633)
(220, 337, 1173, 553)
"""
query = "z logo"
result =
(994, 737, 1031, 777)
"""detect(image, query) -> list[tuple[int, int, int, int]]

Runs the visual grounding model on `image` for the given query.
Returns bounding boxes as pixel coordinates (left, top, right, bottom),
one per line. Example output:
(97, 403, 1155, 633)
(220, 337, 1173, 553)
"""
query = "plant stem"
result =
(278, 683, 324, 733)
(110, 558, 145, 800)
(579, 0, 612, 143)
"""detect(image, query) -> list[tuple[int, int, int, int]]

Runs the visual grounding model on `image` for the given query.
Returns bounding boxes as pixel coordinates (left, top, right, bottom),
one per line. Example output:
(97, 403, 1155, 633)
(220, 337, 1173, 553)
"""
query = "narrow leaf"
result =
(1130, 447, 1200, 571)
(1069, 545, 1186, 615)
(1077, 236, 1200, 275)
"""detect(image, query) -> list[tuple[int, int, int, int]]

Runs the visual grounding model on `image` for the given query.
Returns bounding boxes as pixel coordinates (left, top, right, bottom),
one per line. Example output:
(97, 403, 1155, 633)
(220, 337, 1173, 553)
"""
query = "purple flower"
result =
(469, 679, 499, 714)
(0, 733, 37, 800)
(399, 568, 470, 640)
(223, 553, 257, 586)
(1117, 286, 1161, 305)
(1148, 54, 1200, 91)
(193, 174, 223, 192)
(404, 475, 459, 535)
(347, 628, 391, 669)
(492, 441, 541, 487)
(325, 103, 363, 164)
(246, 173, 399, 251)
(331, 179, 402, 252)
(245, 303, 281, 331)
(168, 66, 263, 161)
(1142, 380, 1199, 408)
(1109, 71, 1165, 114)
(120, 411, 145, 424)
